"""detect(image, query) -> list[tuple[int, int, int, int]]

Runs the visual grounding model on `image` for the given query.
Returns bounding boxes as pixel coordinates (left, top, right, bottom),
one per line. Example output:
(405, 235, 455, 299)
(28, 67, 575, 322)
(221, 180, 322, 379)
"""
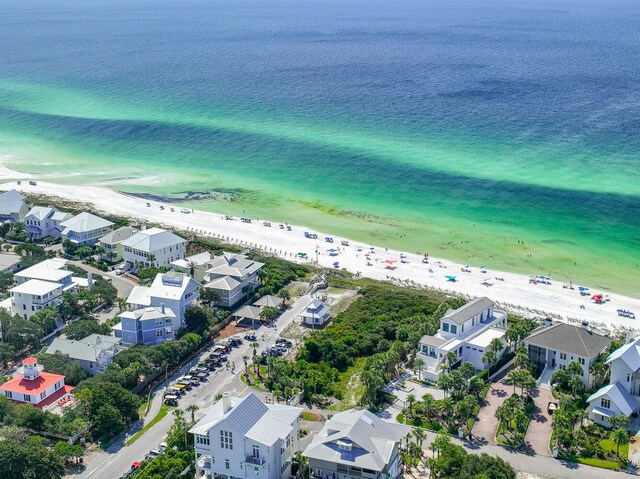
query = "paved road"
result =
(69, 260, 136, 299)
(72, 294, 314, 479)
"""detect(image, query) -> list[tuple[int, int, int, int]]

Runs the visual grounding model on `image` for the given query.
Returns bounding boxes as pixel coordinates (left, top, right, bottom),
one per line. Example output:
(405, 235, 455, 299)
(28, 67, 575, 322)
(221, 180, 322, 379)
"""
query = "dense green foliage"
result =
(136, 267, 168, 282)
(250, 254, 309, 296)
(62, 318, 112, 340)
(0, 396, 89, 438)
(0, 436, 65, 479)
(36, 352, 88, 386)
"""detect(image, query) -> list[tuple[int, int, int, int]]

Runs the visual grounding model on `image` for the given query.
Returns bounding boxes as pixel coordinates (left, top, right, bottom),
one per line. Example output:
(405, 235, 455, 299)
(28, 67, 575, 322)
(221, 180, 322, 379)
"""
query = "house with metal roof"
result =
(303, 409, 410, 479)
(114, 305, 177, 345)
(416, 297, 508, 381)
(121, 227, 186, 268)
(60, 212, 114, 246)
(24, 206, 72, 240)
(0, 189, 29, 223)
(0, 253, 21, 273)
(98, 226, 137, 261)
(46, 334, 122, 376)
(127, 271, 199, 328)
(524, 320, 611, 389)
(299, 299, 331, 328)
(190, 392, 302, 479)
(586, 336, 640, 427)
(9, 279, 63, 319)
(202, 253, 264, 308)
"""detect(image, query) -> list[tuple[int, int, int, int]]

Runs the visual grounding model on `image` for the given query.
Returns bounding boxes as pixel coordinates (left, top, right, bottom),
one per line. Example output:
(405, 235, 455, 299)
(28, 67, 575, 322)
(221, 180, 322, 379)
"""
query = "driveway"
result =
(471, 367, 512, 444)
(524, 386, 553, 456)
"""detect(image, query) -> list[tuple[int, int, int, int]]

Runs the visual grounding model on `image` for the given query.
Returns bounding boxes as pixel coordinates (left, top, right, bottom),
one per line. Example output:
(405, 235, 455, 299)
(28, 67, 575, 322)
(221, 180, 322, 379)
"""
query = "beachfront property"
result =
(416, 297, 508, 381)
(98, 225, 137, 261)
(46, 334, 122, 376)
(24, 206, 72, 240)
(190, 392, 302, 479)
(120, 227, 186, 268)
(171, 252, 212, 283)
(0, 189, 29, 223)
(114, 305, 177, 345)
(524, 320, 612, 389)
(587, 337, 640, 427)
(9, 279, 64, 319)
(299, 299, 330, 327)
(202, 253, 264, 308)
(0, 252, 21, 273)
(303, 409, 410, 479)
(0, 357, 73, 409)
(126, 271, 199, 328)
(60, 212, 114, 246)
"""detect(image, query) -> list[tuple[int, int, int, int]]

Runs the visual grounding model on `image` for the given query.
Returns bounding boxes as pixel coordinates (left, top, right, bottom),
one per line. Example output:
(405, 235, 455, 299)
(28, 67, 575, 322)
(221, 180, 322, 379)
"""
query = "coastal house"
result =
(303, 409, 410, 479)
(202, 253, 264, 308)
(0, 253, 21, 273)
(9, 279, 63, 319)
(114, 305, 177, 345)
(126, 271, 199, 328)
(524, 320, 612, 389)
(60, 212, 114, 246)
(14, 258, 73, 289)
(587, 337, 640, 427)
(46, 334, 122, 376)
(98, 226, 137, 261)
(0, 189, 29, 223)
(299, 299, 330, 327)
(120, 227, 186, 268)
(24, 206, 72, 240)
(190, 392, 302, 479)
(0, 357, 73, 409)
(171, 252, 212, 282)
(416, 297, 508, 381)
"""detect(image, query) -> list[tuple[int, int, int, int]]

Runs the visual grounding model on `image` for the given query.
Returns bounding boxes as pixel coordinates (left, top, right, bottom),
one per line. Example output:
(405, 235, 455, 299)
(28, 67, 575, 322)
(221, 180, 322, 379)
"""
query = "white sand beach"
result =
(2, 168, 640, 336)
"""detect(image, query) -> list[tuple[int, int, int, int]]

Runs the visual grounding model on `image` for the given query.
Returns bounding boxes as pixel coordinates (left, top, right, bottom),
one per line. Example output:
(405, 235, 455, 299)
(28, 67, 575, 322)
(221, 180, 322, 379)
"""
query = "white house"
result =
(98, 226, 137, 261)
(171, 252, 212, 282)
(190, 393, 302, 479)
(24, 206, 72, 240)
(303, 409, 410, 479)
(127, 271, 199, 328)
(60, 212, 114, 246)
(416, 297, 508, 381)
(9, 279, 63, 319)
(299, 299, 330, 327)
(46, 334, 122, 376)
(203, 253, 264, 308)
(120, 227, 186, 268)
(524, 320, 612, 389)
(0, 253, 21, 273)
(14, 258, 74, 289)
(0, 190, 29, 223)
(587, 337, 640, 427)
(0, 357, 73, 409)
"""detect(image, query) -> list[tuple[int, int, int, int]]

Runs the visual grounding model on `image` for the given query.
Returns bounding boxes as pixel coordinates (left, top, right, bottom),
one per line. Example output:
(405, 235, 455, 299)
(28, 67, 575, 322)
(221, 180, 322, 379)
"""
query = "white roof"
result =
(26, 206, 55, 221)
(60, 212, 113, 233)
(170, 252, 212, 269)
(46, 334, 121, 363)
(15, 259, 72, 283)
(588, 382, 640, 417)
(99, 226, 137, 245)
(303, 409, 410, 471)
(127, 272, 199, 304)
(10, 279, 62, 296)
(204, 276, 241, 291)
(467, 328, 506, 349)
(119, 306, 176, 322)
(205, 253, 263, 278)
(0, 190, 26, 214)
(127, 285, 152, 306)
(0, 253, 21, 270)
(189, 393, 301, 446)
(51, 211, 72, 222)
(607, 337, 640, 372)
(120, 227, 185, 253)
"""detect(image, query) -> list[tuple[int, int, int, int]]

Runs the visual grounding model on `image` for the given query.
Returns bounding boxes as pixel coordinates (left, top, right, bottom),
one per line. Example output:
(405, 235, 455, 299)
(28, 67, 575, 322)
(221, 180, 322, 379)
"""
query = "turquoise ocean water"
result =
(0, 0, 638, 295)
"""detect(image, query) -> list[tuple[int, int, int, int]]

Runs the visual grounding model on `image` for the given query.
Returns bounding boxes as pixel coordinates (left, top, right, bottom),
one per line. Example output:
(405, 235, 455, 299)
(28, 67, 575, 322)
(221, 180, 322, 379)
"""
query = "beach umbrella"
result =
(445, 275, 457, 281)
(383, 259, 396, 264)
(591, 295, 603, 301)
(578, 286, 589, 291)
(333, 262, 339, 268)
(132, 462, 141, 468)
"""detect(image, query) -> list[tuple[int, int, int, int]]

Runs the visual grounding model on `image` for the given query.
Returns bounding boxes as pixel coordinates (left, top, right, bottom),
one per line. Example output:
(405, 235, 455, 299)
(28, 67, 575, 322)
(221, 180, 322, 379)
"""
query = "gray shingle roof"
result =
(443, 297, 495, 325)
(46, 334, 121, 362)
(525, 323, 612, 358)
(419, 335, 447, 348)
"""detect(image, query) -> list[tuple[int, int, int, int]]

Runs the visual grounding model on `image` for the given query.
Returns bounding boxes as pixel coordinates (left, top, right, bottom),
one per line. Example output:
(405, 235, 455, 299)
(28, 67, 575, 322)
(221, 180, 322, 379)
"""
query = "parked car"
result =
(244, 334, 256, 341)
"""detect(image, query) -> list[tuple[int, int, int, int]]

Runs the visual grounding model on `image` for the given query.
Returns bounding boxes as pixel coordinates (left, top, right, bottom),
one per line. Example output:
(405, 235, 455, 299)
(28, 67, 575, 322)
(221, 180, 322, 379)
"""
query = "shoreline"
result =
(1, 168, 640, 336)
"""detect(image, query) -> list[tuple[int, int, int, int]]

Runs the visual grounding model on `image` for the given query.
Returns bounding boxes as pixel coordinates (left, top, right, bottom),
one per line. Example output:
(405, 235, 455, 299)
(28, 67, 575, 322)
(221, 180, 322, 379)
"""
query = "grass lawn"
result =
(240, 365, 269, 392)
(396, 413, 443, 432)
(599, 438, 629, 459)
(301, 412, 322, 421)
(576, 457, 621, 470)
(126, 405, 169, 446)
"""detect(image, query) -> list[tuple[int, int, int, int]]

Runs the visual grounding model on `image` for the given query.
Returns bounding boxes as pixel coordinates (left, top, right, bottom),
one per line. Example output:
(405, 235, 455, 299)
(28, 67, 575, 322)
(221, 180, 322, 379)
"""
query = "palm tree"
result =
(186, 404, 199, 424)
(422, 393, 435, 420)
(406, 394, 416, 416)
(277, 288, 291, 306)
(482, 350, 497, 378)
(187, 260, 198, 277)
(251, 342, 259, 357)
(116, 297, 127, 312)
(413, 358, 425, 380)
(437, 374, 453, 398)
(242, 355, 249, 374)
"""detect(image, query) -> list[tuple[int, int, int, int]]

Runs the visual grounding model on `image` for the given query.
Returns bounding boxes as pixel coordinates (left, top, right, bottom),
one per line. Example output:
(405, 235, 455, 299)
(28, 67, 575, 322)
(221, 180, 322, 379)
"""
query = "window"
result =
(252, 445, 260, 458)
(450, 325, 457, 334)
(220, 430, 233, 449)
(601, 398, 611, 409)
(196, 434, 210, 446)
(560, 353, 567, 360)
(442, 323, 449, 333)
(578, 358, 585, 365)
(225, 459, 230, 470)
(24, 394, 31, 402)
(156, 329, 164, 337)
(628, 374, 632, 383)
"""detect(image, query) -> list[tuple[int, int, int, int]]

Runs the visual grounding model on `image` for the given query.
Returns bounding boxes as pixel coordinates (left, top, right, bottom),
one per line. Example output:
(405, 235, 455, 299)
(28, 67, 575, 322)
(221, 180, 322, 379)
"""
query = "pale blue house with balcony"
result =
(114, 305, 177, 345)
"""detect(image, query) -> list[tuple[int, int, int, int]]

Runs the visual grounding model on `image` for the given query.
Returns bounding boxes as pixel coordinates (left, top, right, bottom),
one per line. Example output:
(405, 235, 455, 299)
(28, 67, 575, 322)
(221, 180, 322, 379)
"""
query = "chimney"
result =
(545, 317, 553, 327)
(87, 272, 93, 287)
(161, 303, 166, 314)
(222, 392, 231, 413)
(581, 321, 590, 332)
(141, 224, 147, 231)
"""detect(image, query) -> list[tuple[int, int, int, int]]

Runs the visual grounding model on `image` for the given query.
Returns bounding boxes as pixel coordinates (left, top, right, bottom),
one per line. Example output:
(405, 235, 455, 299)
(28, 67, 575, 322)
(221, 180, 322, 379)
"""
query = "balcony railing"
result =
(197, 455, 212, 469)
(245, 456, 265, 466)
